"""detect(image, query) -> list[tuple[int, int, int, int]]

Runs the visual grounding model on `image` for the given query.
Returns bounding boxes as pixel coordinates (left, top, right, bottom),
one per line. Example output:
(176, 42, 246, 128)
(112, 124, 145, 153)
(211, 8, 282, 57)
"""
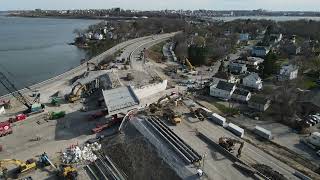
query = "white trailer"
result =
(226, 123, 244, 138)
(209, 113, 226, 126)
(254, 126, 272, 140)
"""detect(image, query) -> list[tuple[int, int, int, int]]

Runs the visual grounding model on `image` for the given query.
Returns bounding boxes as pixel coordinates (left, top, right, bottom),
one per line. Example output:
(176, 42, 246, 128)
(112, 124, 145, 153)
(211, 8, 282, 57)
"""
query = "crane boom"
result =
(0, 72, 31, 109)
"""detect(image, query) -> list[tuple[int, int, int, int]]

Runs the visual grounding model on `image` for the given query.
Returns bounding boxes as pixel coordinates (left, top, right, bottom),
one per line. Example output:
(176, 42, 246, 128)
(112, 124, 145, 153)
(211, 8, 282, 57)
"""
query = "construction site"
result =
(0, 32, 319, 180)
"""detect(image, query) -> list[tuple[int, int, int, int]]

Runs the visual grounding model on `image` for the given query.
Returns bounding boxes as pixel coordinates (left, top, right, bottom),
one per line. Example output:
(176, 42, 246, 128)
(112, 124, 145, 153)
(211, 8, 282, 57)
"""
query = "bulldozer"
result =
(0, 159, 37, 179)
(67, 83, 87, 103)
(219, 137, 244, 158)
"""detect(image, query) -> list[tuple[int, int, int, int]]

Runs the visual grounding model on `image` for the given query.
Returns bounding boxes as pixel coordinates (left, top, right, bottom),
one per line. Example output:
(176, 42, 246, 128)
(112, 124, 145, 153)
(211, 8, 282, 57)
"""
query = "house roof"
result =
(244, 73, 261, 81)
(249, 95, 270, 104)
(253, 46, 269, 51)
(233, 88, 250, 96)
(214, 71, 231, 80)
(299, 90, 320, 108)
(216, 81, 235, 92)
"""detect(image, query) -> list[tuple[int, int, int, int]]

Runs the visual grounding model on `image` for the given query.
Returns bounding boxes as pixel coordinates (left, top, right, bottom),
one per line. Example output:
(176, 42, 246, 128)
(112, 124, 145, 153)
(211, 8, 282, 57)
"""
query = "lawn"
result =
(212, 101, 240, 116)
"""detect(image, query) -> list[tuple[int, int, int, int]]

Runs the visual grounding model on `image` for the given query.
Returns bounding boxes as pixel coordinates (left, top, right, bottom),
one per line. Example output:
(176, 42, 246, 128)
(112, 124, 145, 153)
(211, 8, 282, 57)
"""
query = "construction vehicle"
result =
(0, 159, 37, 179)
(67, 83, 87, 103)
(190, 107, 205, 121)
(92, 114, 123, 134)
(48, 111, 66, 120)
(39, 153, 77, 180)
(0, 121, 12, 137)
(149, 95, 171, 113)
(163, 108, 182, 125)
(0, 72, 45, 115)
(219, 137, 244, 158)
(50, 97, 63, 106)
(185, 58, 196, 71)
(86, 62, 108, 71)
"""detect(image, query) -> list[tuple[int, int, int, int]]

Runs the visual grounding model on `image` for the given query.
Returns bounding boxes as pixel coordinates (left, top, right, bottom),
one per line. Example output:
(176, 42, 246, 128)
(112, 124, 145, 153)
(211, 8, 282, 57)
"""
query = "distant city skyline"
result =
(1, 0, 320, 11)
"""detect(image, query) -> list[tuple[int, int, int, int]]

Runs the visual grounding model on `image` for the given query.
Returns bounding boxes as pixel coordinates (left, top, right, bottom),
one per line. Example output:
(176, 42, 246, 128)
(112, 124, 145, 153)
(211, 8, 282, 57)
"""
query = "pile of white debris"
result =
(62, 142, 102, 164)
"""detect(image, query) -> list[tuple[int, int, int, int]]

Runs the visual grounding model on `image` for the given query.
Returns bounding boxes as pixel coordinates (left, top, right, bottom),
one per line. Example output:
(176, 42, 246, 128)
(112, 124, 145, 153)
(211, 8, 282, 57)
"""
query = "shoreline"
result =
(0, 35, 152, 100)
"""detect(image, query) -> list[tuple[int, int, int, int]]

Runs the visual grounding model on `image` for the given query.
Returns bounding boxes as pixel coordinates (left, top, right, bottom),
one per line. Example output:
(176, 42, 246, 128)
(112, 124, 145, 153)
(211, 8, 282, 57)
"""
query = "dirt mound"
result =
(101, 123, 181, 180)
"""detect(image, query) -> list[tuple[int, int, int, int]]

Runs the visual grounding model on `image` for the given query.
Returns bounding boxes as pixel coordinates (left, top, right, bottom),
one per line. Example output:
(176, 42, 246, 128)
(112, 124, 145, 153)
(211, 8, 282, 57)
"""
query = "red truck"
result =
(8, 114, 27, 123)
(0, 121, 12, 137)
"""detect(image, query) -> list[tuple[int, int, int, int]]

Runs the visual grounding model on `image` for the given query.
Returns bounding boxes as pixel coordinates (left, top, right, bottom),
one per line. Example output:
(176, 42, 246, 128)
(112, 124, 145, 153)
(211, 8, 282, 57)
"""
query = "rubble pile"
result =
(62, 142, 102, 164)
(252, 164, 287, 180)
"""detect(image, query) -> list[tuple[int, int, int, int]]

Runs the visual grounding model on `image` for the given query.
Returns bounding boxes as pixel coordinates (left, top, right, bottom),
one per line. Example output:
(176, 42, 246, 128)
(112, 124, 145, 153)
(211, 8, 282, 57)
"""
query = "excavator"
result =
(67, 82, 87, 103)
(0, 158, 37, 179)
(189, 107, 205, 121)
(39, 153, 78, 180)
(185, 58, 196, 71)
(219, 137, 244, 158)
(86, 62, 108, 71)
(149, 95, 171, 113)
(163, 108, 182, 125)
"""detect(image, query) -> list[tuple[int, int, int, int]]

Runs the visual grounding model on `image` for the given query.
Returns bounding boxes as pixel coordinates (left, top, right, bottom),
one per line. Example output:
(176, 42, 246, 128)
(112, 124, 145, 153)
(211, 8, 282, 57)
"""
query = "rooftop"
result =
(102, 86, 140, 115)
(233, 88, 250, 96)
(216, 81, 235, 92)
(249, 95, 270, 104)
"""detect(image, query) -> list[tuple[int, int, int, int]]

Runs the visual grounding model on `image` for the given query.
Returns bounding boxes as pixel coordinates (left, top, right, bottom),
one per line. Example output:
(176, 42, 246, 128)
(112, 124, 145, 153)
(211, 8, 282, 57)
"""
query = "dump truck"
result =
(0, 121, 12, 137)
(48, 111, 66, 120)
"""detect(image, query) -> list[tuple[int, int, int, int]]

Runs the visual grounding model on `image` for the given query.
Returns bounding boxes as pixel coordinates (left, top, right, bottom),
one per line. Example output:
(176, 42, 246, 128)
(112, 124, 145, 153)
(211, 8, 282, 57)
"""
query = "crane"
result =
(219, 137, 244, 158)
(0, 72, 45, 114)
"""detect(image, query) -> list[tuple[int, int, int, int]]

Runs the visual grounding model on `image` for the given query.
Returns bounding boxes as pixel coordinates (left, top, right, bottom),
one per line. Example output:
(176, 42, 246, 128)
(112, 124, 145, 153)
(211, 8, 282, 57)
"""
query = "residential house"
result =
(281, 42, 301, 56)
(210, 81, 236, 100)
(229, 63, 247, 74)
(252, 46, 270, 57)
(213, 71, 239, 83)
(239, 33, 250, 41)
(232, 88, 251, 102)
(298, 90, 320, 115)
(242, 73, 263, 90)
(234, 57, 264, 70)
(93, 33, 104, 40)
(248, 95, 271, 111)
(278, 64, 299, 81)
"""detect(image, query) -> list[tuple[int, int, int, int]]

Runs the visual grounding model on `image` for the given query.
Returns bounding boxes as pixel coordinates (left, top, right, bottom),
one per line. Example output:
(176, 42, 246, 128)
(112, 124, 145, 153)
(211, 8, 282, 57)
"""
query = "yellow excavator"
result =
(68, 83, 87, 103)
(87, 62, 108, 71)
(219, 137, 244, 158)
(0, 159, 37, 179)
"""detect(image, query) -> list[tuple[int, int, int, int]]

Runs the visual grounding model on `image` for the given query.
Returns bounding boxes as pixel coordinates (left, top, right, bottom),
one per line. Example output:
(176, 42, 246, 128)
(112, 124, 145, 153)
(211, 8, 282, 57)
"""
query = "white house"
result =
(210, 81, 236, 100)
(242, 73, 263, 90)
(232, 88, 252, 102)
(252, 46, 270, 57)
(234, 57, 264, 70)
(278, 64, 299, 81)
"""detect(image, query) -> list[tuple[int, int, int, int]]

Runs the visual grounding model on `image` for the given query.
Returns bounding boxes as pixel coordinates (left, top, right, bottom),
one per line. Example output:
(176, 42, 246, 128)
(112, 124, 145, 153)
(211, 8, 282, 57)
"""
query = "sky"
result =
(1, 0, 320, 11)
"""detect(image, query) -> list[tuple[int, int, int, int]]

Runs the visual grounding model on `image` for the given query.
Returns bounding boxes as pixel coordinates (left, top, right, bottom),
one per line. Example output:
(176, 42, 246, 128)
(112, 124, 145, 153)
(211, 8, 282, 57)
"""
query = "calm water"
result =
(0, 15, 99, 95)
(211, 16, 320, 22)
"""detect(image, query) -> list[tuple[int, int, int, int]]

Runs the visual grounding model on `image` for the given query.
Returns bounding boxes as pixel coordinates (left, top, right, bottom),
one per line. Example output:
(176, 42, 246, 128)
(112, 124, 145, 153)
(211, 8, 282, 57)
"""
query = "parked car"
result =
(307, 119, 317, 126)
(311, 115, 320, 123)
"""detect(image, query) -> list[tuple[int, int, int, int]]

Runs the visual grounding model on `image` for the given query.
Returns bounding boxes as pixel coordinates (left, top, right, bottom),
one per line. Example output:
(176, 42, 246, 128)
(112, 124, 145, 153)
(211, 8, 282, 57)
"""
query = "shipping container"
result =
(209, 113, 226, 126)
(254, 126, 272, 140)
(226, 123, 244, 138)
(0, 121, 12, 137)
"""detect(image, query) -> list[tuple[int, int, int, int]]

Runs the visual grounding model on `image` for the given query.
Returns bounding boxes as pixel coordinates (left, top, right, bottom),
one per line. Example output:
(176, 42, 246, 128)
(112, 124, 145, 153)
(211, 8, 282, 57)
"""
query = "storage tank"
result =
(226, 123, 244, 138)
(209, 113, 226, 126)
(254, 126, 272, 140)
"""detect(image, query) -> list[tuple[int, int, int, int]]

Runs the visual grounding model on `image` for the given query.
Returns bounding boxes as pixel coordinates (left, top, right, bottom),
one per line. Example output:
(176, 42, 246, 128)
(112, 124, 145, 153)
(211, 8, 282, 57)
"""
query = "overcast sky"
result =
(1, 0, 320, 11)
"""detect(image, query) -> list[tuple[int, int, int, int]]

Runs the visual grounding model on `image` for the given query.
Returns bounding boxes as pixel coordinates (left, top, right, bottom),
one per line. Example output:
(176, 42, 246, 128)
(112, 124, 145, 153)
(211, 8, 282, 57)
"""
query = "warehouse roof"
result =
(102, 86, 140, 115)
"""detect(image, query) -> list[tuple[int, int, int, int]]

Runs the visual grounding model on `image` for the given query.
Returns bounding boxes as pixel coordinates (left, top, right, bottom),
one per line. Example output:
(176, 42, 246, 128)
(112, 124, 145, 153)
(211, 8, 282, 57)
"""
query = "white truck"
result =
(301, 132, 320, 156)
